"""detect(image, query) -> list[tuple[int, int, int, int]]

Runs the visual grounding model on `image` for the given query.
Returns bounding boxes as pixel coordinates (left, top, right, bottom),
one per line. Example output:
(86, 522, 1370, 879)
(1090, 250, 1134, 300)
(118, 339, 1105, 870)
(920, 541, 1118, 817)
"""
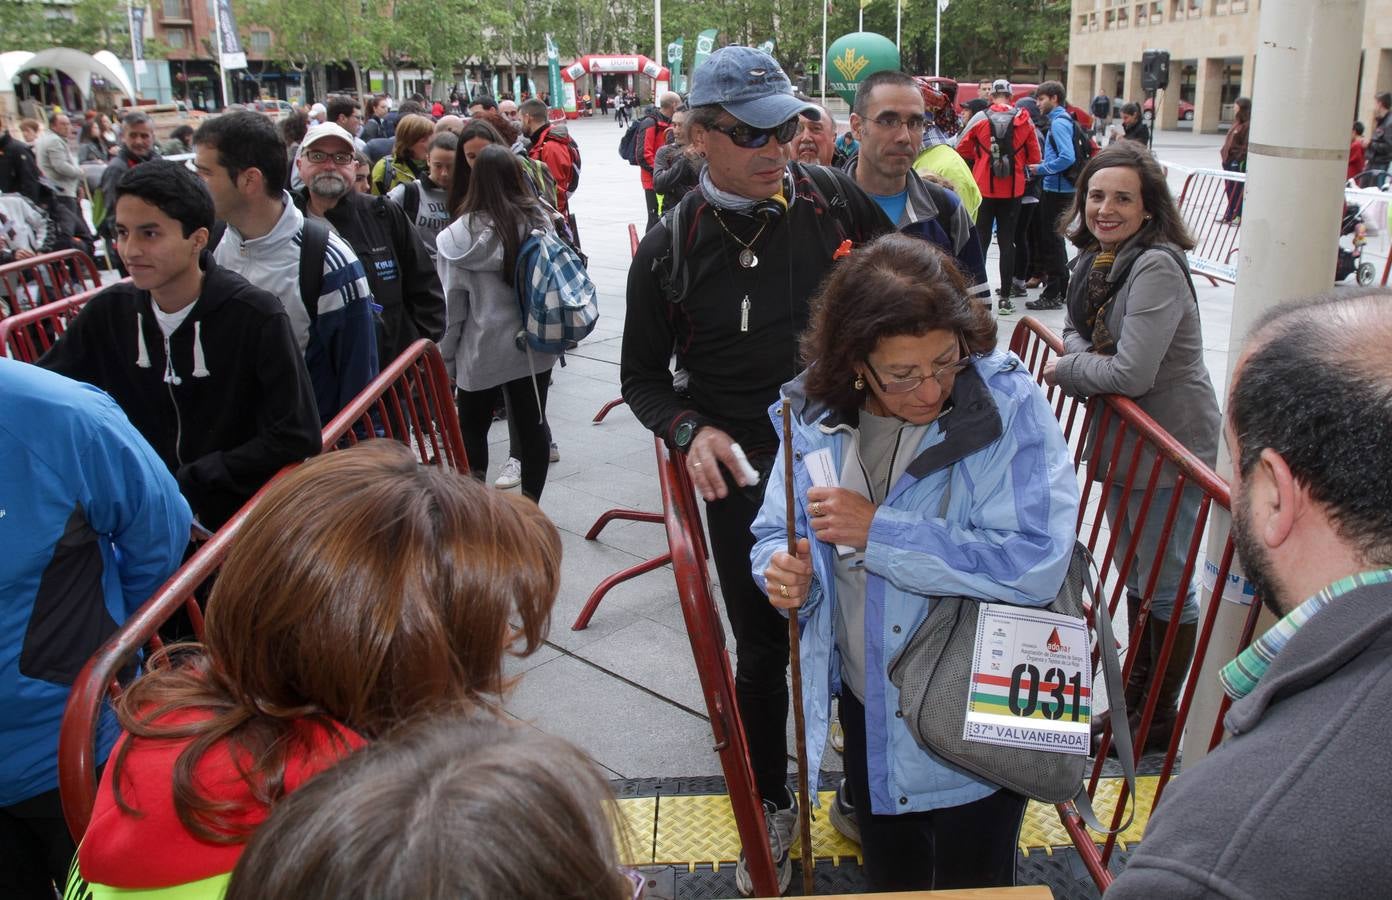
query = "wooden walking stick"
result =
(782, 399, 816, 895)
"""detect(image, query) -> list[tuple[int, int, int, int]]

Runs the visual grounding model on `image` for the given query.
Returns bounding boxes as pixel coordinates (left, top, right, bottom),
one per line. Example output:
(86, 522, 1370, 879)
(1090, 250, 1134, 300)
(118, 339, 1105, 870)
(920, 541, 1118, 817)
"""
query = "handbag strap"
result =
(1068, 552, 1138, 834)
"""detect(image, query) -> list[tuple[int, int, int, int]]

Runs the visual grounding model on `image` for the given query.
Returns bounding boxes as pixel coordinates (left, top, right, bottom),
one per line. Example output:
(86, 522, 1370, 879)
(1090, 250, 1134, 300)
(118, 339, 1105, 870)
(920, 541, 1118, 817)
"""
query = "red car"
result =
(1142, 97, 1195, 121)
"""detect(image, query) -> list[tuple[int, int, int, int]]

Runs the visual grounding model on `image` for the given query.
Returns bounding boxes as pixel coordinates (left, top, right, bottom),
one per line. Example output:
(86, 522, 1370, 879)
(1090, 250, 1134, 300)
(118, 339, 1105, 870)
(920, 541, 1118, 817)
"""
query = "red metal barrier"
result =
(0, 283, 118, 362)
(655, 437, 778, 897)
(573, 223, 667, 629)
(1174, 168, 1243, 285)
(57, 341, 466, 840)
(0, 249, 103, 318)
(1009, 318, 1265, 889)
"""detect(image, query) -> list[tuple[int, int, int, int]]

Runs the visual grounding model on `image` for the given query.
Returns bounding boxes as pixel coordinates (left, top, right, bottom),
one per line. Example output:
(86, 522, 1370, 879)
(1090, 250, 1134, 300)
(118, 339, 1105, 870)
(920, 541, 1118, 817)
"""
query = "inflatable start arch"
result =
(560, 55, 670, 114)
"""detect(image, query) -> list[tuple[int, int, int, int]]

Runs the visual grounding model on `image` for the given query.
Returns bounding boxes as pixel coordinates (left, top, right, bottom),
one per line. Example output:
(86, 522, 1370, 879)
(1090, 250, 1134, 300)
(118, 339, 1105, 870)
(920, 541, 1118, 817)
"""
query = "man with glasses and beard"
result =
(620, 44, 890, 896)
(293, 122, 444, 367)
(1107, 290, 1392, 899)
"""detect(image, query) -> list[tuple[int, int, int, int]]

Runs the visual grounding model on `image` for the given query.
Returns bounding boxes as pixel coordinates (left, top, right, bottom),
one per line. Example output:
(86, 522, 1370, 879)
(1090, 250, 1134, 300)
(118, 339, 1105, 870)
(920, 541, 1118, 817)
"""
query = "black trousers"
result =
(456, 370, 552, 500)
(1038, 190, 1074, 298)
(975, 196, 1022, 295)
(1, 783, 80, 899)
(703, 475, 790, 806)
(1014, 200, 1038, 282)
(644, 187, 660, 232)
(840, 692, 1027, 891)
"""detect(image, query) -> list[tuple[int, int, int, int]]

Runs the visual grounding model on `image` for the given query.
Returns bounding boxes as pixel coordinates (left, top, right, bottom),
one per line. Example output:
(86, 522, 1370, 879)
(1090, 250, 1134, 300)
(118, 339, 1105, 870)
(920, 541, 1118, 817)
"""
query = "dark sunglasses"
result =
(708, 117, 800, 148)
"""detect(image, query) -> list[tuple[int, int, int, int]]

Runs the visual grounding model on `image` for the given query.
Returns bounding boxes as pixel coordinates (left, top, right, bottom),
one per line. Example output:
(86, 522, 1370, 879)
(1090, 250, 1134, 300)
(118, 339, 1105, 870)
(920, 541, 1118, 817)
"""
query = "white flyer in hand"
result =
(963, 604, 1092, 755)
(803, 448, 855, 558)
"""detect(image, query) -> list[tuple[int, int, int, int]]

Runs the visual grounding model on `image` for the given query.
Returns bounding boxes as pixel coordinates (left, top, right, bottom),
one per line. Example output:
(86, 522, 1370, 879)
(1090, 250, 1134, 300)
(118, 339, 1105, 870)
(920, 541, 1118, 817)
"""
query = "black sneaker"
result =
(997, 297, 1016, 316)
(1026, 296, 1064, 311)
(829, 777, 860, 844)
(1010, 281, 1027, 298)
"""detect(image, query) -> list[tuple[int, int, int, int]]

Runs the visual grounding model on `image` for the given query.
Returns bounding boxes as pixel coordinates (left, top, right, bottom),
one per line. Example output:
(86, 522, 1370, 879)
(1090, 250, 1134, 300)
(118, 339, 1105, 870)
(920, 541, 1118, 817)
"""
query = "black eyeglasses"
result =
(304, 149, 355, 166)
(708, 117, 800, 148)
(868, 112, 928, 133)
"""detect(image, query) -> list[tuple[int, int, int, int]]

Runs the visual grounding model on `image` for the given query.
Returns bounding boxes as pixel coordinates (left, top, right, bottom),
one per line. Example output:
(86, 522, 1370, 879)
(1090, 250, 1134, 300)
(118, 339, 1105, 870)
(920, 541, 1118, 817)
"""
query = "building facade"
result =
(1068, 0, 1392, 132)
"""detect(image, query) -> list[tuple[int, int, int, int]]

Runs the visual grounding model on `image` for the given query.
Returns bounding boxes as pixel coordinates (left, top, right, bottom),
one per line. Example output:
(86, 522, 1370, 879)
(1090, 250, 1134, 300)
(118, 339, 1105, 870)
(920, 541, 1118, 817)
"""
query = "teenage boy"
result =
(40, 160, 321, 531)
(193, 110, 378, 422)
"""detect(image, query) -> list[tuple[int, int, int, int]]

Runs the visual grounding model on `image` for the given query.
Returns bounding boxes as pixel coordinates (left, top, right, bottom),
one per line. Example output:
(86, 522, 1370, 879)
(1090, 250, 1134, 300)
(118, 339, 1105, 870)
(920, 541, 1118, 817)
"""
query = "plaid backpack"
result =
(513, 227, 598, 355)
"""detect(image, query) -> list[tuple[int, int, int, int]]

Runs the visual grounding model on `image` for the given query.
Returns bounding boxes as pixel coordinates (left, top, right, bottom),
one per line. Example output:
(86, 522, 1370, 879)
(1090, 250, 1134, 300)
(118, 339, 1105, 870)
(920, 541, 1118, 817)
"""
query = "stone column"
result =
(1194, 57, 1225, 134)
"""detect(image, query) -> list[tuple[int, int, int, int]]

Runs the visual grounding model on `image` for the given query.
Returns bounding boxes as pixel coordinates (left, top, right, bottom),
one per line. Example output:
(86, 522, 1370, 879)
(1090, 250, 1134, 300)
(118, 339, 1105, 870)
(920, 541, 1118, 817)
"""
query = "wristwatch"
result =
(674, 419, 698, 450)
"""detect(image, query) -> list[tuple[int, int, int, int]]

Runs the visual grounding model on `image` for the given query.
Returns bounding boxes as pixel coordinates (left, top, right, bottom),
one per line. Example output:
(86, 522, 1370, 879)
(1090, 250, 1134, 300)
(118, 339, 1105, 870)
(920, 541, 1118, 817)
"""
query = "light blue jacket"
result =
(1037, 105, 1078, 193)
(750, 350, 1079, 815)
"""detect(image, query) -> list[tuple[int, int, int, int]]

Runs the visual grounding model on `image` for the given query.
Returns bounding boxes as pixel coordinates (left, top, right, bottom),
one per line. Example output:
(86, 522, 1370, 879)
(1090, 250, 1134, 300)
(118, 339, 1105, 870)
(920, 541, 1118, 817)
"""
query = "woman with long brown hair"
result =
(69, 441, 561, 898)
(1043, 139, 1219, 755)
(436, 144, 557, 500)
(753, 233, 1078, 892)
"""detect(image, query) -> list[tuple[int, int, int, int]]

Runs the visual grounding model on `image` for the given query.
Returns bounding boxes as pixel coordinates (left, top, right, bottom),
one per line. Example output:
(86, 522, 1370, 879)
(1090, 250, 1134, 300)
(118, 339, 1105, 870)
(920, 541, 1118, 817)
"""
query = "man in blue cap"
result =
(620, 44, 890, 895)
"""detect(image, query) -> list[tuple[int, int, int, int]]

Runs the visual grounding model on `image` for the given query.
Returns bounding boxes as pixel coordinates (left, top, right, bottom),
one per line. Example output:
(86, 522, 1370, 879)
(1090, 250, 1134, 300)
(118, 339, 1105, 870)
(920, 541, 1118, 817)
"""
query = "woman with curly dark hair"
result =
(751, 232, 1079, 892)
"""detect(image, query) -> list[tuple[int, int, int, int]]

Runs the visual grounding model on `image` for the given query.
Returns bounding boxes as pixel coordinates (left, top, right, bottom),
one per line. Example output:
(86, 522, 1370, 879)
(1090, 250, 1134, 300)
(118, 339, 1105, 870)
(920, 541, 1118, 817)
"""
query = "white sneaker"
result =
(494, 458, 522, 489)
(549, 441, 560, 463)
(735, 790, 798, 896)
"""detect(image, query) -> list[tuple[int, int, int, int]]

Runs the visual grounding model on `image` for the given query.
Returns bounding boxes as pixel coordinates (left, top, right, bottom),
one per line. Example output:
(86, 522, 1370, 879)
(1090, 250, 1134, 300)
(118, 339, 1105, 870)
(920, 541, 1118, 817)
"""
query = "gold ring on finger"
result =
(779, 584, 790, 599)
(811, 500, 823, 517)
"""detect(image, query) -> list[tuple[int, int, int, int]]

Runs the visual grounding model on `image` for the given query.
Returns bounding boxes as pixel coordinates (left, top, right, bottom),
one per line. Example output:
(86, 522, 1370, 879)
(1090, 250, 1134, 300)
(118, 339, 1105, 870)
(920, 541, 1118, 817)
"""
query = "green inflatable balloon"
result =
(826, 32, 900, 105)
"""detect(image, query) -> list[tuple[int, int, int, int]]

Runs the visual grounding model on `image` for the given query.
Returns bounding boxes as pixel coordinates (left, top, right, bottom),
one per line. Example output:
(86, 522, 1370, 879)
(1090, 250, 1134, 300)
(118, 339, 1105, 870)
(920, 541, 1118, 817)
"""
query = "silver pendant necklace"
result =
(713, 208, 767, 269)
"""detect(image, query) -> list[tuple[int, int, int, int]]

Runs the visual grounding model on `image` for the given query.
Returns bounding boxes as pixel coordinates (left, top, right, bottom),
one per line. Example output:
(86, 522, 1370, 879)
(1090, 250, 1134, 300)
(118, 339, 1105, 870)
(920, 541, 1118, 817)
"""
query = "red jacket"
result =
(528, 124, 576, 214)
(641, 116, 672, 190)
(956, 103, 1042, 200)
(1350, 137, 1367, 181)
(77, 708, 364, 893)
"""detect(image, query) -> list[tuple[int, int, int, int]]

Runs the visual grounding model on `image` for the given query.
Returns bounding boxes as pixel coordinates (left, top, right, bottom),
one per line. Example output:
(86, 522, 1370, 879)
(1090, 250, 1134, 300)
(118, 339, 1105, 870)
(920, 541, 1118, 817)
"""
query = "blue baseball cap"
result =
(688, 45, 818, 129)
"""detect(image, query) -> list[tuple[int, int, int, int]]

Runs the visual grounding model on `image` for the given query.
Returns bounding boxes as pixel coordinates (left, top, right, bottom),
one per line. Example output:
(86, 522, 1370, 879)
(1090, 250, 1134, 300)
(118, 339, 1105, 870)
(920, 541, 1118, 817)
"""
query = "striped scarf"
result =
(1219, 568, 1392, 700)
(1082, 250, 1119, 354)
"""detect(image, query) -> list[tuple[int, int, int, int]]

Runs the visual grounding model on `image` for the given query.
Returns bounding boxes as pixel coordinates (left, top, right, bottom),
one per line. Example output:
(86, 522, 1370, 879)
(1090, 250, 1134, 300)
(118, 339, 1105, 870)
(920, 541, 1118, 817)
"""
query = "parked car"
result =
(248, 99, 295, 121)
(1143, 97, 1195, 121)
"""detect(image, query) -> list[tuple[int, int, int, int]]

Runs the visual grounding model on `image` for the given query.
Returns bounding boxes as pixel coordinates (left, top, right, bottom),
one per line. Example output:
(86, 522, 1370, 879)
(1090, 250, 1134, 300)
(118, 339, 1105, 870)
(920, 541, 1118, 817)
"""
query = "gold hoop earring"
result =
(853, 374, 866, 390)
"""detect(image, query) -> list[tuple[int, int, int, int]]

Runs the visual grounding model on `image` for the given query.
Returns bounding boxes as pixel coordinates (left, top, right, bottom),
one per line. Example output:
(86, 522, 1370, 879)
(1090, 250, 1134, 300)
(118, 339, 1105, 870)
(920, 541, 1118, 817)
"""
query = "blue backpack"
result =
(513, 228, 599, 354)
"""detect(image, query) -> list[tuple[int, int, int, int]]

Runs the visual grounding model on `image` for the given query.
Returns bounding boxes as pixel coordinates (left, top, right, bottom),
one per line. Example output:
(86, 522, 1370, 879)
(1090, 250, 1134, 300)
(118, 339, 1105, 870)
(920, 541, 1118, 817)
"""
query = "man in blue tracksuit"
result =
(0, 359, 191, 898)
(1027, 81, 1076, 309)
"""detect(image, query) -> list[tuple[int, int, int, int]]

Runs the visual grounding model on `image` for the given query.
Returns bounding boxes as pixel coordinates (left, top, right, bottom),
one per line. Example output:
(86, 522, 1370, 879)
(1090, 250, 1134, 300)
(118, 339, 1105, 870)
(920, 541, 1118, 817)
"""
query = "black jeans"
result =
(840, 692, 1027, 891)
(1038, 190, 1074, 298)
(703, 473, 790, 806)
(644, 187, 660, 232)
(456, 370, 552, 500)
(1, 782, 81, 899)
(975, 196, 1022, 295)
(1014, 199, 1038, 282)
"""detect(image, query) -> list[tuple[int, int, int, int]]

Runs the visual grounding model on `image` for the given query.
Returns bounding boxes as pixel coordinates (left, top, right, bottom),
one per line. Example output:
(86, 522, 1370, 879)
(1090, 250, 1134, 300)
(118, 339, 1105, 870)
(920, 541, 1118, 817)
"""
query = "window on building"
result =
(161, 0, 188, 17)
(1117, 7, 1128, 27)
(1105, 9, 1116, 29)
(250, 31, 271, 53)
(164, 27, 186, 48)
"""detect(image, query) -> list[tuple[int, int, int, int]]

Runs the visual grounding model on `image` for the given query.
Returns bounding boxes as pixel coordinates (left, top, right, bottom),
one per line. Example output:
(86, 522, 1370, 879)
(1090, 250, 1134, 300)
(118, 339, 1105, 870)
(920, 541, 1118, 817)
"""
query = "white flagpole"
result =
(128, 1, 142, 96)
(934, 0, 942, 77)
(213, 4, 230, 109)
(821, 0, 828, 103)
(895, 0, 901, 56)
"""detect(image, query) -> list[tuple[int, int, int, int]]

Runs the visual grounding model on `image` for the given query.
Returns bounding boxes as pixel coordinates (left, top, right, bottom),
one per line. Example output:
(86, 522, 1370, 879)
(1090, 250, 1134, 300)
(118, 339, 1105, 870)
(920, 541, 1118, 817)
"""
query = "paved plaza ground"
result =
(498, 115, 1252, 789)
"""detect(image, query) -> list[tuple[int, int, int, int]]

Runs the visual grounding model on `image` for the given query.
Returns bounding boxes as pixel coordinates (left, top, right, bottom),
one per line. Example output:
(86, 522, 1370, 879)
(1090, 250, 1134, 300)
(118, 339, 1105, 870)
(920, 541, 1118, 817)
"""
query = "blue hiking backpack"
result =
(513, 228, 599, 354)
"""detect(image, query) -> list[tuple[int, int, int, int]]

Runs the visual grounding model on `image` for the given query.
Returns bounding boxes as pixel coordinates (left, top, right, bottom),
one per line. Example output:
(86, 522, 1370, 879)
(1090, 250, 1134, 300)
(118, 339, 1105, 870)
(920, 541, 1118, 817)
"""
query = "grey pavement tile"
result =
(503, 642, 561, 680)
(568, 617, 710, 714)
(504, 654, 725, 779)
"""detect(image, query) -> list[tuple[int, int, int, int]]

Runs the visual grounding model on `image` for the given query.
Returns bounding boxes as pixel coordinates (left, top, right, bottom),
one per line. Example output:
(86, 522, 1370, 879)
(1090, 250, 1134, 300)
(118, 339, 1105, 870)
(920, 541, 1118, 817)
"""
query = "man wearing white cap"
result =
(620, 43, 890, 895)
(293, 121, 444, 366)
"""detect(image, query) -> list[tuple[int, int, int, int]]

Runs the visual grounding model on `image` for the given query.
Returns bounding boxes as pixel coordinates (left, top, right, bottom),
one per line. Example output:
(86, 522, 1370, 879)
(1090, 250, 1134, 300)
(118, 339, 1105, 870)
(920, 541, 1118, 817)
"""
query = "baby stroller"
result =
(1336, 200, 1377, 285)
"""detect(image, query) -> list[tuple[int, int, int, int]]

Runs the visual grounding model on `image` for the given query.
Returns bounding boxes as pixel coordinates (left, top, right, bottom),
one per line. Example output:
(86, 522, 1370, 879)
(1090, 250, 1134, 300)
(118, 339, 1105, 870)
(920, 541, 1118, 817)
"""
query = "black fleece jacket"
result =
(292, 188, 445, 364)
(620, 163, 891, 455)
(39, 255, 321, 528)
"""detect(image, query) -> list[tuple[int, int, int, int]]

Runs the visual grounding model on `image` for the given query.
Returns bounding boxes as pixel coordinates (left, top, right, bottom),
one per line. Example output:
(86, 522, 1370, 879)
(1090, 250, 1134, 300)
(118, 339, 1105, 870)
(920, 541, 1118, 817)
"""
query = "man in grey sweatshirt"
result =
(1107, 290, 1392, 898)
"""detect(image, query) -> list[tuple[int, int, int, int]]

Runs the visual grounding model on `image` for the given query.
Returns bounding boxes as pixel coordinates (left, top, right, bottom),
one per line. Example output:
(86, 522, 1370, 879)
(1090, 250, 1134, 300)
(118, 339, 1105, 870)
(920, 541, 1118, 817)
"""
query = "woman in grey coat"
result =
(1042, 141, 1220, 755)
(436, 145, 557, 501)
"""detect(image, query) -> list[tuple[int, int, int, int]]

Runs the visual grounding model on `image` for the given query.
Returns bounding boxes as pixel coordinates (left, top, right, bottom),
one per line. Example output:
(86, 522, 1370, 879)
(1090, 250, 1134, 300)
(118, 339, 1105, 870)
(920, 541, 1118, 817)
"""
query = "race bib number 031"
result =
(963, 603, 1091, 755)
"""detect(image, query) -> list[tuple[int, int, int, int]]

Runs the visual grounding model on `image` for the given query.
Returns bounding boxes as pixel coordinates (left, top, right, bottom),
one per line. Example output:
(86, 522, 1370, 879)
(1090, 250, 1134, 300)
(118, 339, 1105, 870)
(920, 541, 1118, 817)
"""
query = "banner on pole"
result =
(546, 34, 571, 113)
(215, 0, 247, 71)
(667, 37, 684, 94)
(938, 0, 949, 9)
(693, 29, 717, 77)
(128, 4, 147, 75)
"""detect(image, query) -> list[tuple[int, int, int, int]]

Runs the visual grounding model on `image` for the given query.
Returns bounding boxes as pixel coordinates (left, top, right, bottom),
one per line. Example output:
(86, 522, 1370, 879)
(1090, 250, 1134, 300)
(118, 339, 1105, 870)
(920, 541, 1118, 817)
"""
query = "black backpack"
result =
(619, 115, 656, 167)
(208, 217, 331, 322)
(986, 110, 1016, 182)
(1065, 118, 1097, 184)
(400, 180, 422, 223)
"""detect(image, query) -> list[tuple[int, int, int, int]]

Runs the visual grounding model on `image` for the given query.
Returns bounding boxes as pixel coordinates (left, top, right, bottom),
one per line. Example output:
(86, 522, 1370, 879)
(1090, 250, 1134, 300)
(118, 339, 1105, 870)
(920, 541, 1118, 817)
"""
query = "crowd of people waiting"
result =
(6, 44, 1392, 900)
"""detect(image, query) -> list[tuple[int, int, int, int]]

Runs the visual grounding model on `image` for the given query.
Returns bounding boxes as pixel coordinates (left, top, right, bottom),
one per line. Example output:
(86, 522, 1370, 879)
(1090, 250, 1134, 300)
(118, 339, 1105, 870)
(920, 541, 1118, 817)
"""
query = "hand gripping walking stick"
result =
(782, 399, 816, 895)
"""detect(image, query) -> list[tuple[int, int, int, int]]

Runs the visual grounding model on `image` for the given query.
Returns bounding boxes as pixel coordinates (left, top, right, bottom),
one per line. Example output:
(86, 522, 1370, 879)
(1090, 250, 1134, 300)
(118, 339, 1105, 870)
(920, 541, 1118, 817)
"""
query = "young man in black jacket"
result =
(292, 122, 445, 365)
(620, 45, 891, 896)
(40, 160, 321, 531)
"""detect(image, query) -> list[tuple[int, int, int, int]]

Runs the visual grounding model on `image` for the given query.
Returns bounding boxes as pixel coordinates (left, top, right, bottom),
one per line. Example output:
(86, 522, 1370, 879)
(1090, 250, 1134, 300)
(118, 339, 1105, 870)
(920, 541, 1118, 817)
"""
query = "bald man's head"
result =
(659, 91, 681, 114)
